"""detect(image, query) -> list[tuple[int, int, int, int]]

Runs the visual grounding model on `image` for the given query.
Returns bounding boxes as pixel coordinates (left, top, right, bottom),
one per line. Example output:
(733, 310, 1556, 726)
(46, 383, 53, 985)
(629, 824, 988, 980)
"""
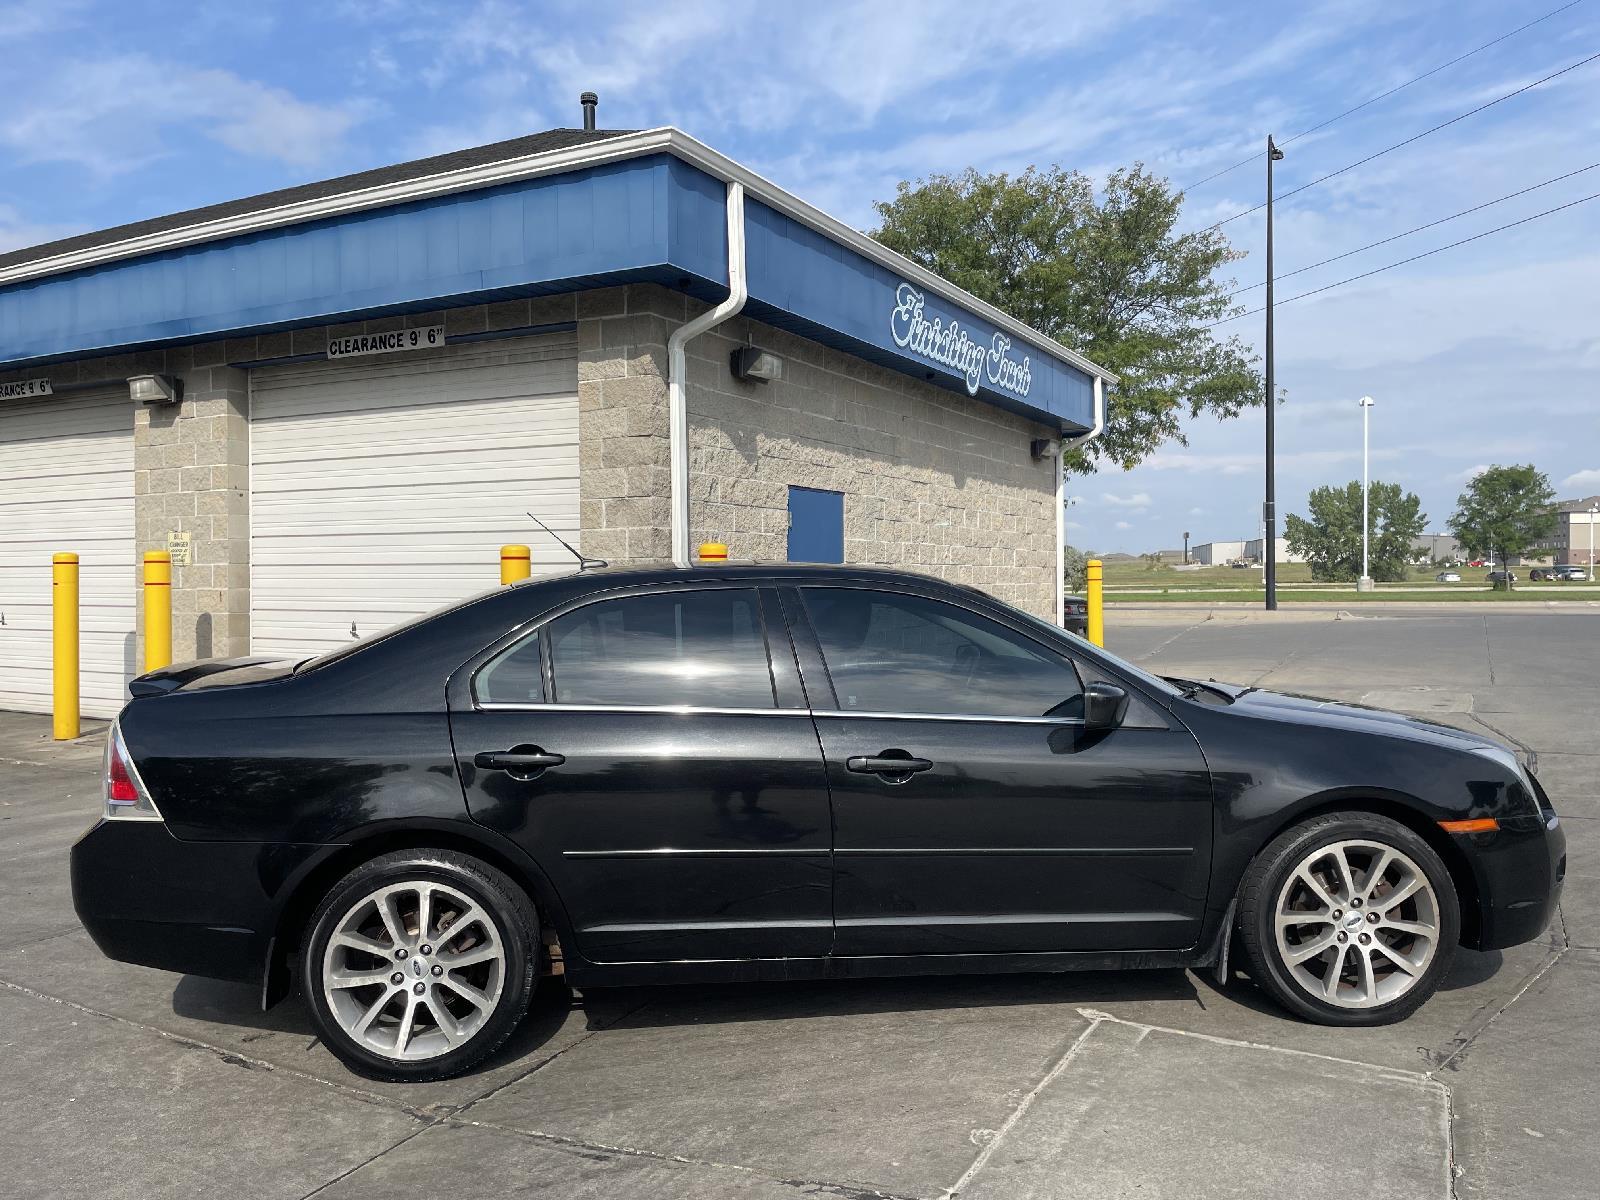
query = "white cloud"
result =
(1188, 507, 1207, 516)
(0, 54, 372, 174)
(1560, 469, 1600, 494)
(1114, 520, 1134, 530)
(1100, 491, 1153, 509)
(1460, 464, 1493, 480)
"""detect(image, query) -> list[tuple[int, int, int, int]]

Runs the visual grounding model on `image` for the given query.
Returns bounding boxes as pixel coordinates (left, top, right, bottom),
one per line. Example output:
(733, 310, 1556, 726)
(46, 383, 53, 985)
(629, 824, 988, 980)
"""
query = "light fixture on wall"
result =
(1031, 437, 1061, 461)
(730, 347, 783, 383)
(127, 374, 182, 406)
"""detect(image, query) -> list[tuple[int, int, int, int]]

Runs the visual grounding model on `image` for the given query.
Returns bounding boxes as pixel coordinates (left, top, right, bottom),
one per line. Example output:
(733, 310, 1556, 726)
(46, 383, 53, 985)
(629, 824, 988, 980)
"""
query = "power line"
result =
(1222, 160, 1600, 298)
(1208, 188, 1600, 326)
(1181, 1, 1586, 192)
(1205, 48, 1600, 232)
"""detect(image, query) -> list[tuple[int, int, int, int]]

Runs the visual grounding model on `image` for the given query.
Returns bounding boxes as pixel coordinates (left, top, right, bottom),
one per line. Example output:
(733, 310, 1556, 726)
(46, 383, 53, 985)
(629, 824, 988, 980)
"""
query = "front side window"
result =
(546, 589, 776, 709)
(801, 588, 1082, 718)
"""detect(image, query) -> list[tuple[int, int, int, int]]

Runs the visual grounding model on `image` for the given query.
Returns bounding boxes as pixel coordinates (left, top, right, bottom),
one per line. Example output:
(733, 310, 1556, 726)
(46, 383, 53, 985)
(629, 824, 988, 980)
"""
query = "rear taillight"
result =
(107, 739, 138, 804)
(103, 724, 163, 823)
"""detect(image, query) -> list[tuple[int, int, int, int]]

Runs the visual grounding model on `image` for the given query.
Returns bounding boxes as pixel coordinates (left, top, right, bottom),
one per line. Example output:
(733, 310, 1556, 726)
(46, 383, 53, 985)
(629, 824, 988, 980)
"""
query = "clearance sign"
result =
(0, 378, 52, 400)
(326, 326, 445, 360)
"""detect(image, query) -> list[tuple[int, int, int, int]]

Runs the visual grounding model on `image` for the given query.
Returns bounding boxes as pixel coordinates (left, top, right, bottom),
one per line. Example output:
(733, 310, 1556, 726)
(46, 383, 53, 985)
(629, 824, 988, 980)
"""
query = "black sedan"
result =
(72, 564, 1565, 1082)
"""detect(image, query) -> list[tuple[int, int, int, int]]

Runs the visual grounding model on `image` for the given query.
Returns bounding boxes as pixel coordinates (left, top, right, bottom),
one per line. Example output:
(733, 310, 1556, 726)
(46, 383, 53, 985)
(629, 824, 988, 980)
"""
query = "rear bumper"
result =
(70, 820, 322, 984)
(1467, 816, 1566, 951)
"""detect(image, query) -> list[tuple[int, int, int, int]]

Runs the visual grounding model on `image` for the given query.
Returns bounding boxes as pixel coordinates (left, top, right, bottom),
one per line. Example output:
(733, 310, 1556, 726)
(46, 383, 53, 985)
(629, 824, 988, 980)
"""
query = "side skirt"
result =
(561, 945, 1212, 989)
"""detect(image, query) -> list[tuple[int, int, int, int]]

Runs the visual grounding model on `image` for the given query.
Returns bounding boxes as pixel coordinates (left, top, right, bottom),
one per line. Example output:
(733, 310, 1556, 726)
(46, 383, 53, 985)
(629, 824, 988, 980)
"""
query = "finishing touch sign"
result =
(889, 283, 1032, 399)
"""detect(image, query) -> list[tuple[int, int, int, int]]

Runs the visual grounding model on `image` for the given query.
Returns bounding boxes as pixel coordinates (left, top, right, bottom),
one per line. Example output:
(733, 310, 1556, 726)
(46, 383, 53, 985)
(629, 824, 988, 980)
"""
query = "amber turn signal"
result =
(1439, 817, 1499, 834)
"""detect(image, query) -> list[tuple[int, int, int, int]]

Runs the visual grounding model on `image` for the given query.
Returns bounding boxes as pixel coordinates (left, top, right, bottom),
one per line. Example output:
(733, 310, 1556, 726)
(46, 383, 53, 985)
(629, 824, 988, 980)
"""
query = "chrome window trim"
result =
(473, 702, 1084, 724)
(811, 709, 1086, 726)
(474, 702, 809, 717)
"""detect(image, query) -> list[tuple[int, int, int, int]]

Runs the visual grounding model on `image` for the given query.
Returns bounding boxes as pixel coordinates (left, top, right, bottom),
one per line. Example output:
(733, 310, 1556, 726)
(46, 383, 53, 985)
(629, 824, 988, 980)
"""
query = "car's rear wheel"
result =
(1236, 813, 1459, 1025)
(302, 848, 537, 1081)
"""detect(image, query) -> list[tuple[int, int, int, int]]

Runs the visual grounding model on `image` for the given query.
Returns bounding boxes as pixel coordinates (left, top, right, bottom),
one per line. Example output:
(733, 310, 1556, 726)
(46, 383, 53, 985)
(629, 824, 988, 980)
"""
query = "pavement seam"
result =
(449, 994, 656, 1118)
(443, 1114, 926, 1200)
(1, 924, 84, 953)
(1426, 942, 1569, 1076)
(938, 1013, 1107, 1199)
(0, 975, 432, 1119)
(1072, 1007, 1446, 1087)
(296, 1118, 443, 1200)
(1130, 616, 1212, 663)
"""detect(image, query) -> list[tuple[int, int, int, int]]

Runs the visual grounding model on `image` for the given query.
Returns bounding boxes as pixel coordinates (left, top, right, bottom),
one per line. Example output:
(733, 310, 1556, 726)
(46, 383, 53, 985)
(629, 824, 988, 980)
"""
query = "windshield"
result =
(1003, 600, 1184, 699)
(294, 586, 505, 673)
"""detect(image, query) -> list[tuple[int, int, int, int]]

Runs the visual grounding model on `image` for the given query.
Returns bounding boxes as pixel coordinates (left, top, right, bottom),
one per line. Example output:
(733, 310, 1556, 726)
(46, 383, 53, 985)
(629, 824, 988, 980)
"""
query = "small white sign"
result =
(327, 326, 445, 360)
(0, 377, 52, 400)
(167, 530, 193, 567)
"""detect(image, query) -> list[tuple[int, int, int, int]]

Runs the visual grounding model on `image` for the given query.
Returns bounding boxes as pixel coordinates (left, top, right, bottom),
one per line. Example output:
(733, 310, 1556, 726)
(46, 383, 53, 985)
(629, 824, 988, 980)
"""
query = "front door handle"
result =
(474, 746, 566, 780)
(847, 752, 934, 781)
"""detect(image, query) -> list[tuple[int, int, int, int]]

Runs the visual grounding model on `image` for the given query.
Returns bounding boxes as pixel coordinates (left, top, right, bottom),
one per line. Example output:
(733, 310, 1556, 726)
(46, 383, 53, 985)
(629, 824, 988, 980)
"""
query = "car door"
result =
(783, 583, 1213, 958)
(449, 583, 834, 965)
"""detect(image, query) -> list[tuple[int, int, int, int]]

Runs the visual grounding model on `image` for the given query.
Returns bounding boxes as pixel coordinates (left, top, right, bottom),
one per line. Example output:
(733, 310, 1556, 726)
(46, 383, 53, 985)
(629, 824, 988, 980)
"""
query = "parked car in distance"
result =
(1467, 560, 1485, 567)
(1435, 571, 1462, 583)
(1062, 594, 1088, 636)
(1486, 570, 1517, 585)
(1552, 565, 1590, 581)
(1528, 568, 1554, 582)
(72, 563, 1566, 1082)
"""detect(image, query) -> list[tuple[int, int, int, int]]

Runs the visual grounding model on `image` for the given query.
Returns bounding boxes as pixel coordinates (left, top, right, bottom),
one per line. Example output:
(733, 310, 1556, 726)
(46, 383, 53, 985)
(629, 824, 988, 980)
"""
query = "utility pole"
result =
(1264, 135, 1284, 610)
(1358, 396, 1375, 590)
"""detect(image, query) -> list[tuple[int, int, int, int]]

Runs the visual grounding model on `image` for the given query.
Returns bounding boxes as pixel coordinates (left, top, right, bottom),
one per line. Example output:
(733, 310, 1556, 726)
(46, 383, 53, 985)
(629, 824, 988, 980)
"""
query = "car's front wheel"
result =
(1236, 813, 1459, 1025)
(302, 848, 538, 1081)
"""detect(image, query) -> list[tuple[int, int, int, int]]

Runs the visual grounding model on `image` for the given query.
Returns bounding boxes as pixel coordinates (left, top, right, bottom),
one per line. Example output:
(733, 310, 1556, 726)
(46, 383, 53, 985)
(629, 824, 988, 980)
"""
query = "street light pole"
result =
(1590, 503, 1597, 581)
(1264, 135, 1284, 611)
(1358, 396, 1375, 590)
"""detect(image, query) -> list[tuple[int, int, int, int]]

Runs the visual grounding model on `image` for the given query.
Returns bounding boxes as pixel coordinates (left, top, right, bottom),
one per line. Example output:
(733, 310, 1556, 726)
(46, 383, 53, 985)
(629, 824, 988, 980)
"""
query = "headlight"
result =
(1468, 743, 1539, 815)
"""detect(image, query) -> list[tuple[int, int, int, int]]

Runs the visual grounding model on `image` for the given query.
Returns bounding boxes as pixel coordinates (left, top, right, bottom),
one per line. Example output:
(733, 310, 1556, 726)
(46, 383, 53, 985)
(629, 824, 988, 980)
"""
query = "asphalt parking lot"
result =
(2, 608, 1594, 1199)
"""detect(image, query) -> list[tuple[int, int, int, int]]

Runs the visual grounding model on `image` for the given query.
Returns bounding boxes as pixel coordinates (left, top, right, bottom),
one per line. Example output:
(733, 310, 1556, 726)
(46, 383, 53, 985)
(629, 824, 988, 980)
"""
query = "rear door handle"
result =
(474, 747, 566, 779)
(847, 753, 934, 779)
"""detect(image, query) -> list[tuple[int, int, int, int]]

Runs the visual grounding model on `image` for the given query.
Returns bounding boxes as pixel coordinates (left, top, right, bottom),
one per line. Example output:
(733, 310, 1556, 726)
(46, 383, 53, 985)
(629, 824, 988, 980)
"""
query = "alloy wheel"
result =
(1273, 839, 1440, 1009)
(321, 879, 507, 1061)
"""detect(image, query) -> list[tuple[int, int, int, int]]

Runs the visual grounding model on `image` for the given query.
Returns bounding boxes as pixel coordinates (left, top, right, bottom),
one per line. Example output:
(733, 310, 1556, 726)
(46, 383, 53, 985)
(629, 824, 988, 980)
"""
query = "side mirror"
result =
(1083, 681, 1129, 733)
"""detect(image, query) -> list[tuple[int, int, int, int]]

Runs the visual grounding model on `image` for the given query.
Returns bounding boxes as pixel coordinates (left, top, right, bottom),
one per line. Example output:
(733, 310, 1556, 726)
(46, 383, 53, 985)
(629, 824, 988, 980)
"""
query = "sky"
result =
(1, 0, 1597, 554)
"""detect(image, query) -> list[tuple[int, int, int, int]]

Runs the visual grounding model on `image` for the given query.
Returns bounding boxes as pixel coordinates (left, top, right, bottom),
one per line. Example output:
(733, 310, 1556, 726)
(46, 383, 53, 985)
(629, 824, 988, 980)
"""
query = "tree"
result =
(1062, 544, 1088, 593)
(1284, 481, 1427, 583)
(1447, 466, 1556, 583)
(871, 165, 1263, 473)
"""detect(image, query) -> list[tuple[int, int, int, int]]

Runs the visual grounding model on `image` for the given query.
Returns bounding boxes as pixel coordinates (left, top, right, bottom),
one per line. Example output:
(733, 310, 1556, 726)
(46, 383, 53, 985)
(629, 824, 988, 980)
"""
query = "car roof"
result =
(522, 561, 959, 589)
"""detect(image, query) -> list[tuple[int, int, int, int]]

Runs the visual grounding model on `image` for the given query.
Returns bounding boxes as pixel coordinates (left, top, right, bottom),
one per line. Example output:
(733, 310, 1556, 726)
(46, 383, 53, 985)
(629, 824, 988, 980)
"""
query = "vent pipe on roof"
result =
(580, 92, 598, 131)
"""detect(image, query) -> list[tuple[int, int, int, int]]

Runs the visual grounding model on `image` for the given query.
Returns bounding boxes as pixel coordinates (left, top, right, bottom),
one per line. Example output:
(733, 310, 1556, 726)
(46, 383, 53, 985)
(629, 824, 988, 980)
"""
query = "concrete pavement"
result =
(1, 608, 1594, 1198)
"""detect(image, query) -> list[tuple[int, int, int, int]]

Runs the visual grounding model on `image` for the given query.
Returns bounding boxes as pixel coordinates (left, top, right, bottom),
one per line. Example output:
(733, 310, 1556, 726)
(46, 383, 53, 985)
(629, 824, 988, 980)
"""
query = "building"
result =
(0, 102, 1113, 717)
(1411, 534, 1463, 563)
(1191, 537, 1302, 565)
(1526, 496, 1600, 567)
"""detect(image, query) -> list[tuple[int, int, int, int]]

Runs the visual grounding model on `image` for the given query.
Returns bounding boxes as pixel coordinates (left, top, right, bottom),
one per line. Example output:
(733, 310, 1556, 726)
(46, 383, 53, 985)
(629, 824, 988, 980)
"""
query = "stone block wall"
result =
(680, 301, 1061, 619)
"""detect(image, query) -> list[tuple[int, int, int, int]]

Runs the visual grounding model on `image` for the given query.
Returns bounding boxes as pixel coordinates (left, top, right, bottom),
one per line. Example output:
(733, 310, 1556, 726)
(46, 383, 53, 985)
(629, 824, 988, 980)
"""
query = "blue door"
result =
(787, 487, 844, 563)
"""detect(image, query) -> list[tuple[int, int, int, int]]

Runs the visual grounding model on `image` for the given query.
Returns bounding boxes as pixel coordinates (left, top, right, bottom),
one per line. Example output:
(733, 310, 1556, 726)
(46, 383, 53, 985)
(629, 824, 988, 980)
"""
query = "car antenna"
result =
(526, 512, 608, 571)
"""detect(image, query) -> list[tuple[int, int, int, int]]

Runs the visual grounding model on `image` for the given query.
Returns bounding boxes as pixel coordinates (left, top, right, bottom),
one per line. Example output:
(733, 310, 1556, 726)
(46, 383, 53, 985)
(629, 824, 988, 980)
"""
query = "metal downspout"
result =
(667, 182, 747, 567)
(1057, 375, 1106, 624)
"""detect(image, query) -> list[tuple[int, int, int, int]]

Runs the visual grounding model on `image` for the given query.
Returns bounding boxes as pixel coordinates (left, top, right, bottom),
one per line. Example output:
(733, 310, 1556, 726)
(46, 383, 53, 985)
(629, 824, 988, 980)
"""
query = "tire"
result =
(301, 848, 538, 1081)
(1236, 812, 1459, 1026)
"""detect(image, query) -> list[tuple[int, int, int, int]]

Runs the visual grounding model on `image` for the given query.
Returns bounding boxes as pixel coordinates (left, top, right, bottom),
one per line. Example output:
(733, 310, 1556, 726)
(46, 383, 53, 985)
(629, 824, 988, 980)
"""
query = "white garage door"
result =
(249, 333, 580, 658)
(0, 388, 135, 718)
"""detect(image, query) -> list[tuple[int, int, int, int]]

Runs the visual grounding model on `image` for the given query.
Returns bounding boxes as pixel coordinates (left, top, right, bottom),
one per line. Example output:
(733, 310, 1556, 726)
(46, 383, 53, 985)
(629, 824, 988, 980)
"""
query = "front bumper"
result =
(1467, 815, 1566, 951)
(71, 820, 322, 984)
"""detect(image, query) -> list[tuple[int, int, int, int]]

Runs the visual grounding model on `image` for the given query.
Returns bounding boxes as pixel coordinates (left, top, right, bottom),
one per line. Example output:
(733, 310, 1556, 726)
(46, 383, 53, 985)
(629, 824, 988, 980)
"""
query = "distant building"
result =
(1411, 534, 1463, 562)
(1527, 495, 1600, 567)
(1192, 537, 1301, 565)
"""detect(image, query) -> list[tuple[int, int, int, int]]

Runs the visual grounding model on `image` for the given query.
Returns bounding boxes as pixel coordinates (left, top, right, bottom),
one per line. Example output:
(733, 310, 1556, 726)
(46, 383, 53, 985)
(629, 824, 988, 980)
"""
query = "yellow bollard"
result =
(143, 550, 172, 673)
(500, 544, 531, 585)
(1086, 558, 1105, 648)
(697, 542, 729, 563)
(52, 553, 79, 741)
